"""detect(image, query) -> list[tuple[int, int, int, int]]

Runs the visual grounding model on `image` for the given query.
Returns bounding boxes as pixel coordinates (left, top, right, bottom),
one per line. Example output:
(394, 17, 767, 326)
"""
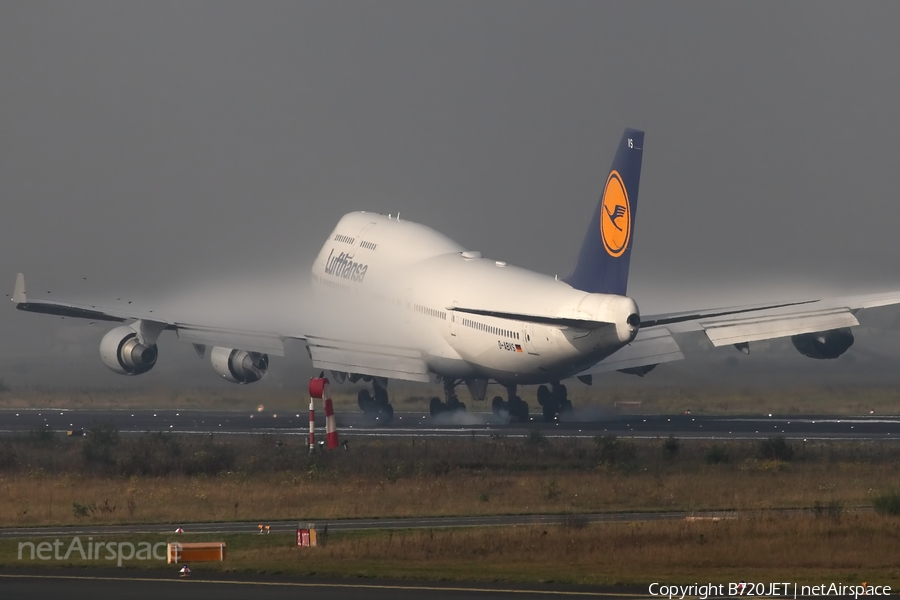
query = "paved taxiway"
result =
(0, 570, 645, 599)
(0, 409, 897, 440)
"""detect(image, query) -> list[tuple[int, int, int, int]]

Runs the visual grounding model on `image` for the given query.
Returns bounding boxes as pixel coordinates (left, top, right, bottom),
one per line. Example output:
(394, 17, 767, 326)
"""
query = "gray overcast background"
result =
(3, 1, 900, 392)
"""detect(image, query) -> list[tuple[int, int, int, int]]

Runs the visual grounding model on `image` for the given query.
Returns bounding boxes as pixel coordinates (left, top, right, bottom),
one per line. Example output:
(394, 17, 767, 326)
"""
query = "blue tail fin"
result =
(563, 128, 644, 295)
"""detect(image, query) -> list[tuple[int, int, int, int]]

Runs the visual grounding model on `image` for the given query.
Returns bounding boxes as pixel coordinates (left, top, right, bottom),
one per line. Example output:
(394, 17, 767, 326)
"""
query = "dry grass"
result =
(2, 434, 900, 527)
(228, 513, 900, 585)
(4, 514, 900, 585)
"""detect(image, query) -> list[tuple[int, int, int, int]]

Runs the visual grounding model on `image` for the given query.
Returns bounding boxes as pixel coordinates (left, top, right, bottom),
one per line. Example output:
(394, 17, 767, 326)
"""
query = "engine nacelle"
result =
(210, 347, 269, 384)
(99, 325, 159, 375)
(791, 327, 855, 360)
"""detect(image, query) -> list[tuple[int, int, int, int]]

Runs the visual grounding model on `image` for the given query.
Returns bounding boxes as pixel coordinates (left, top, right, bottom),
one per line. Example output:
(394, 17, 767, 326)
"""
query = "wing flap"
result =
(579, 328, 684, 375)
(701, 308, 859, 346)
(306, 337, 431, 383)
(176, 327, 286, 356)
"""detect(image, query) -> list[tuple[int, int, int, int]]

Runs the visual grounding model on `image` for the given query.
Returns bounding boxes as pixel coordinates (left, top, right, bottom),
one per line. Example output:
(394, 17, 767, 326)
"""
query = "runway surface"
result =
(0, 570, 645, 599)
(0, 408, 898, 440)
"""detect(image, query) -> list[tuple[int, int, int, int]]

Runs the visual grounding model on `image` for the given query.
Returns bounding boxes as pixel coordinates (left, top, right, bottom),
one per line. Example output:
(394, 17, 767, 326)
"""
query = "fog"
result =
(2, 2, 900, 393)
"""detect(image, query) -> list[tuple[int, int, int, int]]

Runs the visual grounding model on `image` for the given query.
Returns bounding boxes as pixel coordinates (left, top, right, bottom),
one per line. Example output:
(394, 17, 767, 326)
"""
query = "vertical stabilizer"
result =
(563, 129, 644, 295)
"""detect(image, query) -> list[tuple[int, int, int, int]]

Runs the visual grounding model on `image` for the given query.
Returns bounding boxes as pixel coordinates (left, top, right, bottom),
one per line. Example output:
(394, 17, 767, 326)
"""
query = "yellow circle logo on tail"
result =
(599, 170, 631, 257)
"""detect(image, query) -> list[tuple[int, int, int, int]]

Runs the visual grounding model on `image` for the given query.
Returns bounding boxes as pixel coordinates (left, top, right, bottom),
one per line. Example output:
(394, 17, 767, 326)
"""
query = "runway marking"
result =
(0, 573, 645, 597)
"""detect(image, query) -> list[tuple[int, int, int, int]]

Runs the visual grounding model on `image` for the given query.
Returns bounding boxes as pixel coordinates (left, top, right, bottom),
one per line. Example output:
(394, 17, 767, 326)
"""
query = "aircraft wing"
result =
(11, 273, 431, 381)
(11, 273, 288, 355)
(638, 291, 900, 347)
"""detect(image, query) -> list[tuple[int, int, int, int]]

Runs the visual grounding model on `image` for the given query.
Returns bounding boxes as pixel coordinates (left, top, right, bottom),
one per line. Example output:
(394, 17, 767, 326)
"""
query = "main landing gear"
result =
(537, 382, 573, 422)
(491, 385, 529, 423)
(429, 379, 467, 417)
(356, 376, 394, 424)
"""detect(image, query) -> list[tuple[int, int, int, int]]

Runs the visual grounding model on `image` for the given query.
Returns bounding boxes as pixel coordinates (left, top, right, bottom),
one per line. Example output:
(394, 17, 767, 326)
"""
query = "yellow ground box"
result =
(167, 542, 227, 564)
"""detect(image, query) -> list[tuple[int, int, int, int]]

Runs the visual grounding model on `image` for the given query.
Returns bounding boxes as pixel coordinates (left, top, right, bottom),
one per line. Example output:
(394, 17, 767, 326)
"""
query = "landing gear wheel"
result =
(542, 403, 556, 422)
(537, 385, 551, 407)
(358, 389, 374, 413)
(491, 396, 505, 417)
(510, 396, 529, 422)
(378, 403, 394, 424)
(374, 387, 389, 407)
(430, 397, 444, 417)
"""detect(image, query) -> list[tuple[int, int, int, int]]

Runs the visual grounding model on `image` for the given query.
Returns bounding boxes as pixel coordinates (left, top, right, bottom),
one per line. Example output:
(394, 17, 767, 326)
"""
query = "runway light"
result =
(768, 413, 772, 417)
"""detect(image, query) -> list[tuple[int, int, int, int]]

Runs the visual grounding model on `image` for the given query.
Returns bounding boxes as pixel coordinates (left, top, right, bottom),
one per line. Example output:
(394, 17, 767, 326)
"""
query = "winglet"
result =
(12, 273, 26, 304)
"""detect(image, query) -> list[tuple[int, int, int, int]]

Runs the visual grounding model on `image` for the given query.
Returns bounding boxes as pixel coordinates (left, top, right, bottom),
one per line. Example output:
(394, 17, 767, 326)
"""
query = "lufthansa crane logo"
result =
(599, 170, 631, 257)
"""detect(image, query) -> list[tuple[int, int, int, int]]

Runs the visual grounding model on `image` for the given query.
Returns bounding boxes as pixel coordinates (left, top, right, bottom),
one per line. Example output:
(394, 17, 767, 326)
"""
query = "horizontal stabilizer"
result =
(448, 306, 612, 330)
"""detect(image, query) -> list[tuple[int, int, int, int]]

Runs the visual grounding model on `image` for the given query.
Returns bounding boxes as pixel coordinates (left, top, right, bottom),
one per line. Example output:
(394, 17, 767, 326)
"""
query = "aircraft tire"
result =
(429, 397, 444, 417)
(536, 385, 551, 407)
(511, 396, 528, 422)
(380, 403, 394, 424)
(542, 403, 555, 422)
(358, 389, 374, 413)
(374, 386, 390, 407)
(491, 396, 505, 417)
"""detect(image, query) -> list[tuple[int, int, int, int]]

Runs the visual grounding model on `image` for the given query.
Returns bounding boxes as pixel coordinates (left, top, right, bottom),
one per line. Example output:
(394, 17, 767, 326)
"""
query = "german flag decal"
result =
(515, 344, 523, 353)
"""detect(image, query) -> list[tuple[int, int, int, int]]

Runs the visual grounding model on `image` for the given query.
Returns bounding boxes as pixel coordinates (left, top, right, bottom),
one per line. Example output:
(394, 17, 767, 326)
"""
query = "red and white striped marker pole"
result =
(308, 377, 339, 450)
(308, 394, 315, 452)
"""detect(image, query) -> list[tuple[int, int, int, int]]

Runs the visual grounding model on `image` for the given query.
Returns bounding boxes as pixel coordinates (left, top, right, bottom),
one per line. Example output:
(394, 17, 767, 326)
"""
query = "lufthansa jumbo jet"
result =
(13, 129, 900, 423)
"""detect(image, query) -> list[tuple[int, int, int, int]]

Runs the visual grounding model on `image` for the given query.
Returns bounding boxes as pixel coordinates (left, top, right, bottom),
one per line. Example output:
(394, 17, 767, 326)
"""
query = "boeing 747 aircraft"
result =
(13, 129, 900, 423)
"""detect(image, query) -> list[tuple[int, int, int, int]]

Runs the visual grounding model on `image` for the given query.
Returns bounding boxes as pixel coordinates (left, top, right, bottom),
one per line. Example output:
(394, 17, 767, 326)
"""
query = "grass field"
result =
(2, 422, 900, 585)
(1, 432, 900, 527)
(3, 514, 900, 586)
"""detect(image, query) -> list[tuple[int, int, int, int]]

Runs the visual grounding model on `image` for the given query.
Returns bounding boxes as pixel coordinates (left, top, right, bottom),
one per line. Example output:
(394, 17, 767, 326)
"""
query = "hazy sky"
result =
(3, 2, 900, 389)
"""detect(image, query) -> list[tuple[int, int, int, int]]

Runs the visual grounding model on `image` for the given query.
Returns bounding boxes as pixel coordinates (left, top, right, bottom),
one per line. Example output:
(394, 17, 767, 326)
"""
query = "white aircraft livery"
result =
(13, 129, 900, 423)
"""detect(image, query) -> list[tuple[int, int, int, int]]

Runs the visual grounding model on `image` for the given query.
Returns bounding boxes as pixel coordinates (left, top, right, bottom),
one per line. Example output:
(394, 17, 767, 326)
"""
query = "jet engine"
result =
(99, 326, 159, 375)
(210, 347, 269, 384)
(791, 327, 855, 360)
